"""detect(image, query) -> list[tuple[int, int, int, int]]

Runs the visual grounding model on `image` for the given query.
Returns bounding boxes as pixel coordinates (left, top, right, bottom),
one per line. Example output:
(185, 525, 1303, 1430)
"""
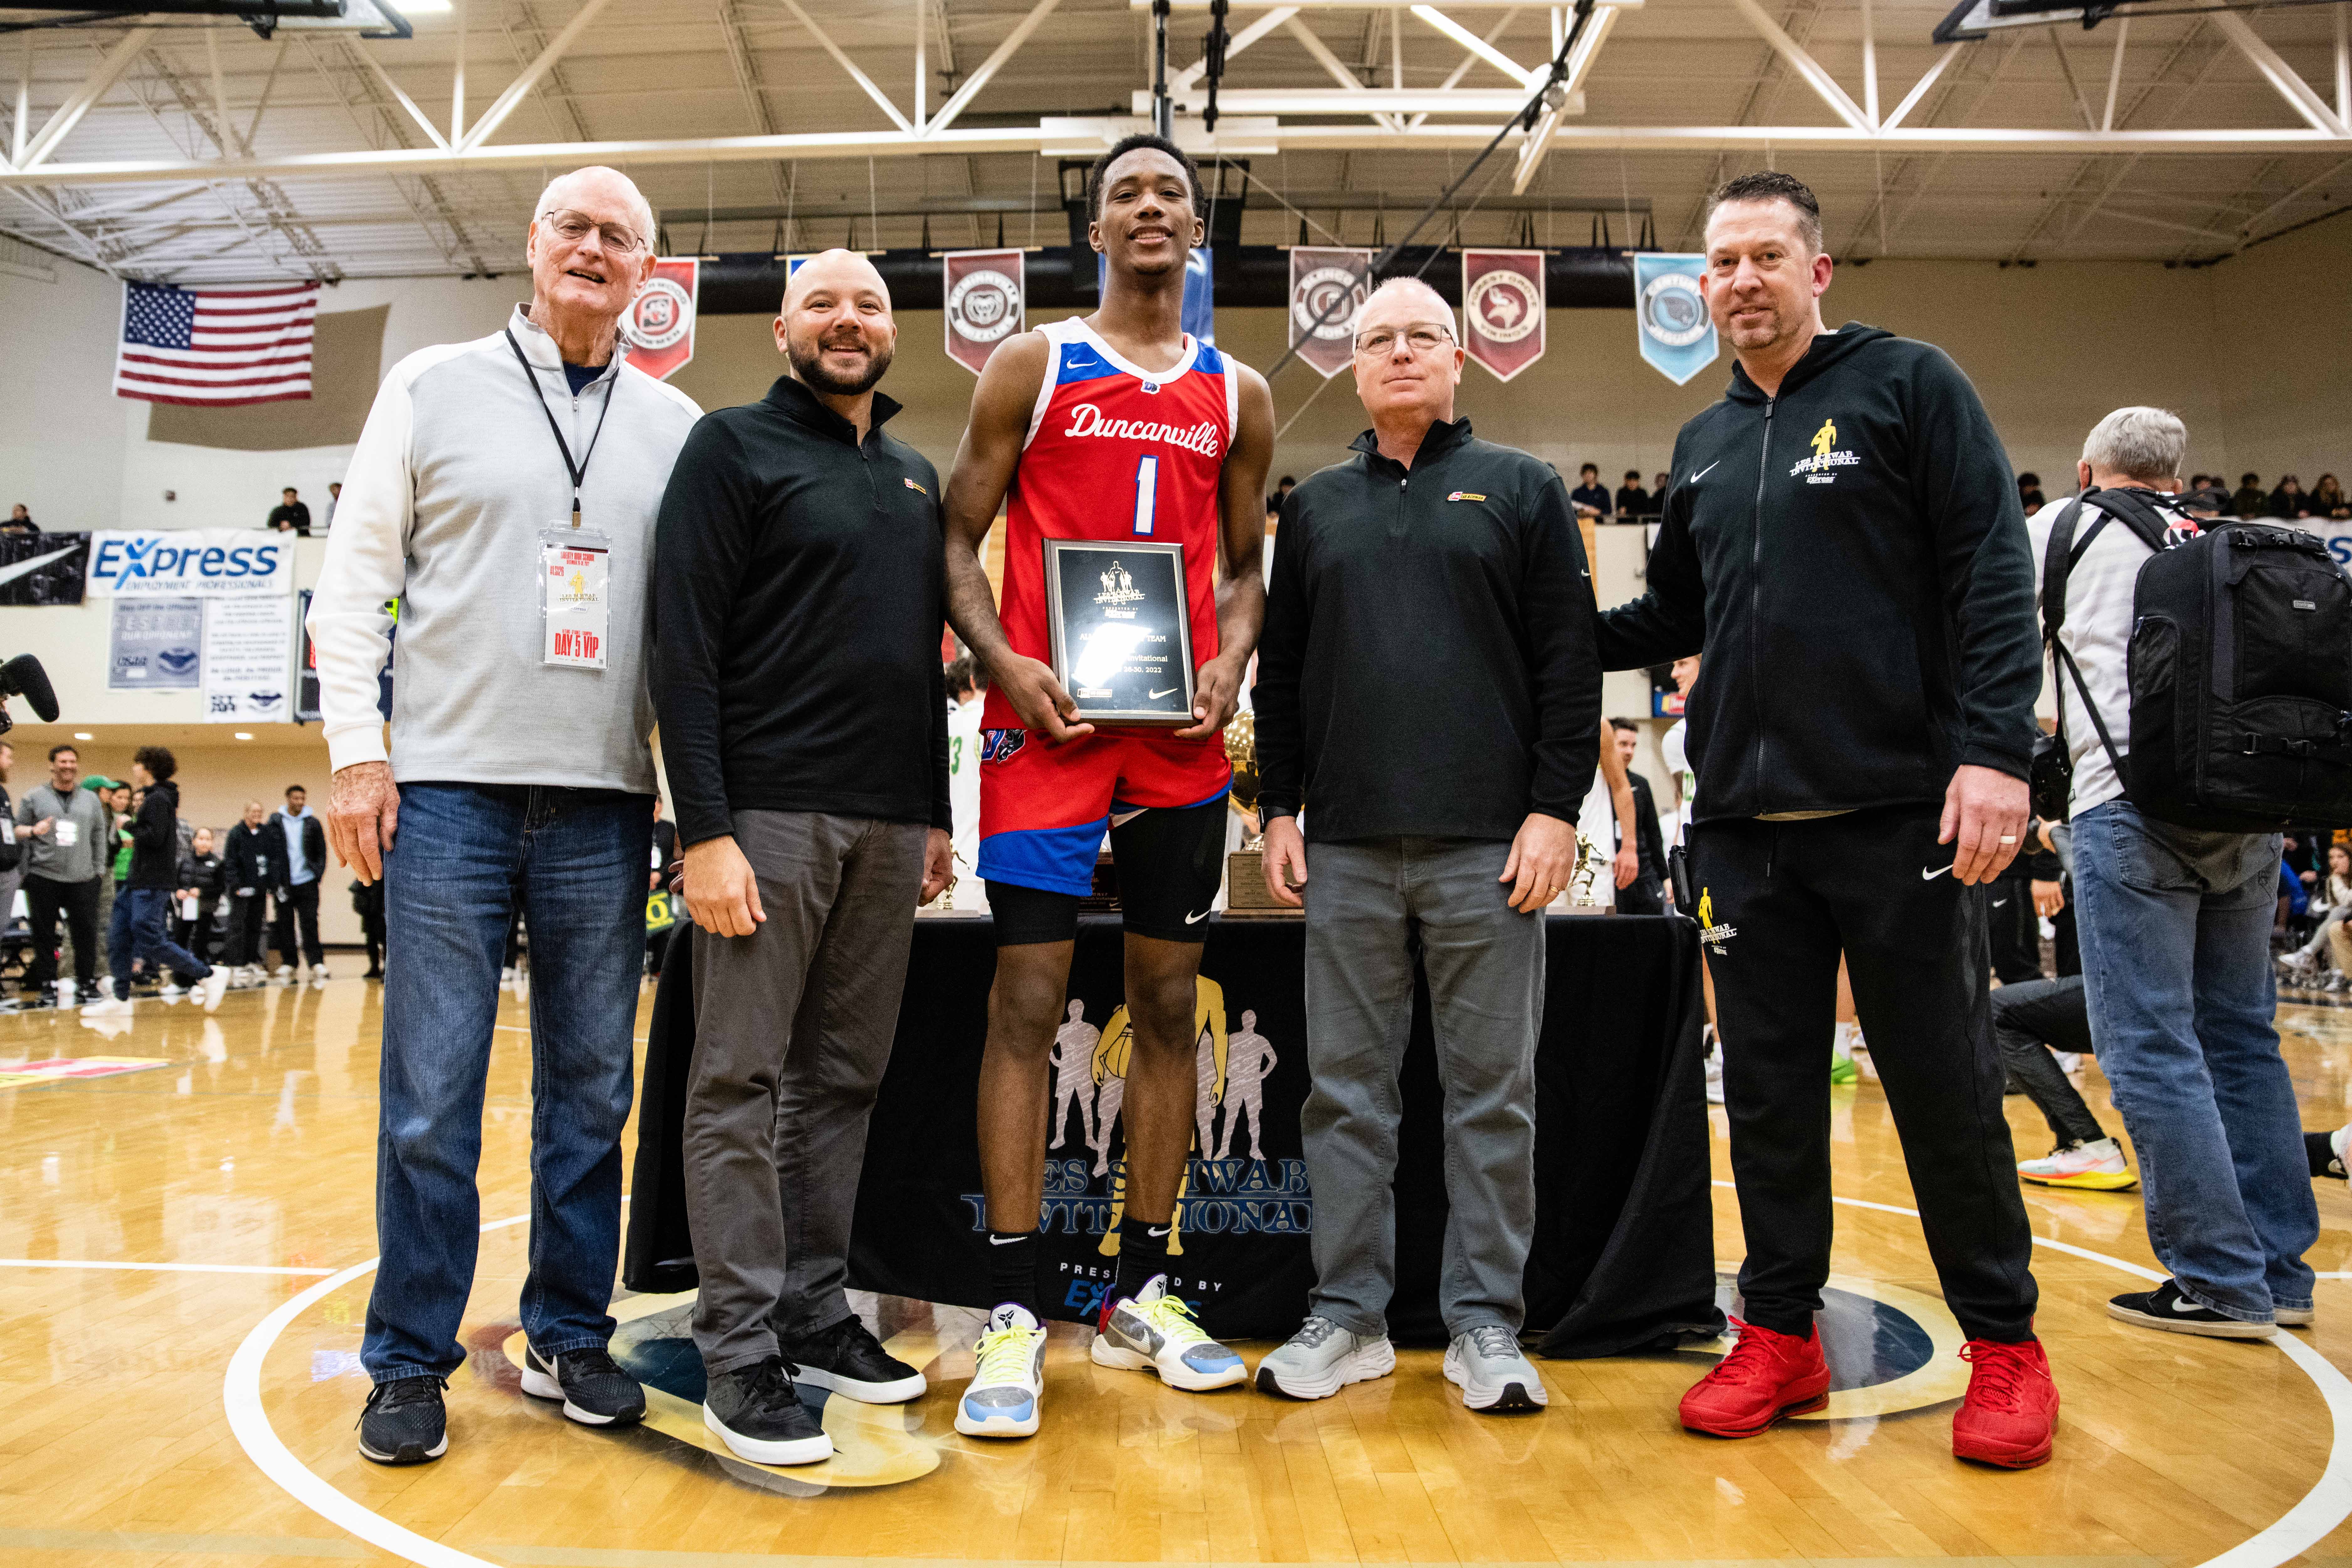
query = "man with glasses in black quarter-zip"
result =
(1596, 171, 2057, 1470)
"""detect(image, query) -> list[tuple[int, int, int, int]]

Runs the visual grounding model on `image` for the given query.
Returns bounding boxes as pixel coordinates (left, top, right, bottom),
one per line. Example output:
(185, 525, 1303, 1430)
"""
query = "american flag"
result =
(113, 281, 318, 406)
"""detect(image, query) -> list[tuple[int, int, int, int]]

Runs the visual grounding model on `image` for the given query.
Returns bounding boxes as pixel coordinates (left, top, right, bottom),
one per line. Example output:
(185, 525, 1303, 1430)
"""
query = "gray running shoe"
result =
(1443, 1324, 1548, 1413)
(1255, 1315, 1395, 1400)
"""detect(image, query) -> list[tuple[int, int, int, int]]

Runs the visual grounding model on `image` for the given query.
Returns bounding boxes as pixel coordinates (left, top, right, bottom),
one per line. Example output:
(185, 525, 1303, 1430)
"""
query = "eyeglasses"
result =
(539, 209, 646, 256)
(1353, 323, 1455, 357)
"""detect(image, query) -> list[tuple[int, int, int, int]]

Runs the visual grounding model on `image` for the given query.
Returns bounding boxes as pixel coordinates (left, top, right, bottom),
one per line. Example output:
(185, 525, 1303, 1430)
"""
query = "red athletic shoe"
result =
(1952, 1337, 2058, 1469)
(1678, 1319, 1831, 1438)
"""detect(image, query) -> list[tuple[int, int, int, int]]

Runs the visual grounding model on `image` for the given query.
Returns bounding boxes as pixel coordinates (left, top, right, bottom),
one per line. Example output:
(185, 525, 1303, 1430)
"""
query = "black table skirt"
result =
(626, 913, 1723, 1357)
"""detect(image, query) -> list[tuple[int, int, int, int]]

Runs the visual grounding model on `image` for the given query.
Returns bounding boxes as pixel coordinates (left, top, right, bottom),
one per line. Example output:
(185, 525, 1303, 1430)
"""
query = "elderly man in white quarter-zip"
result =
(307, 165, 701, 1468)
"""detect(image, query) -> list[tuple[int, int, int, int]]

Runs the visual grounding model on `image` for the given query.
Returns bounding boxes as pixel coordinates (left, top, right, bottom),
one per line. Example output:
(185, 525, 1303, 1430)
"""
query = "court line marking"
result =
(231, 1196, 2352, 1568)
(0, 1257, 337, 1276)
(1716, 1179, 2352, 1568)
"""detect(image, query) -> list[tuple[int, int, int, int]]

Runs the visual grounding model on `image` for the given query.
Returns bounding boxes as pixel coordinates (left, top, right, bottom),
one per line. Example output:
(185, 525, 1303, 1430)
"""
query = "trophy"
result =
(1222, 710, 1298, 916)
(1042, 538, 1195, 725)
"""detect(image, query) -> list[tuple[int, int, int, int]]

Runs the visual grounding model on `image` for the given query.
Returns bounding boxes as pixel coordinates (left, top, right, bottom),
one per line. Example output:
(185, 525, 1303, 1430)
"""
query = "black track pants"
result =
(1689, 803, 2040, 1344)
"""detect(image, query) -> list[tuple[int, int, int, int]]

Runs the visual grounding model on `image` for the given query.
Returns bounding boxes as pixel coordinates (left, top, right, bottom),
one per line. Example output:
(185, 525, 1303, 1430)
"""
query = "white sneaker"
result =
(1255, 1315, 1395, 1400)
(273, 964, 292, 978)
(956, 1303, 1047, 1439)
(1704, 1047, 1725, 1106)
(500, 966, 517, 984)
(79, 996, 131, 1016)
(56, 978, 76, 1006)
(1090, 1275, 1247, 1391)
(2017, 1136, 2136, 1191)
(158, 982, 186, 1001)
(312, 965, 330, 986)
(202, 968, 232, 1012)
(2054, 1051, 2083, 1074)
(1443, 1324, 1548, 1413)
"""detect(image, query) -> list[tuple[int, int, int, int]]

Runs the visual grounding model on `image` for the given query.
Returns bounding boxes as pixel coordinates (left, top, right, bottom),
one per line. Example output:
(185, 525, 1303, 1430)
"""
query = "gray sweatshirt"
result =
(307, 304, 702, 793)
(15, 781, 108, 883)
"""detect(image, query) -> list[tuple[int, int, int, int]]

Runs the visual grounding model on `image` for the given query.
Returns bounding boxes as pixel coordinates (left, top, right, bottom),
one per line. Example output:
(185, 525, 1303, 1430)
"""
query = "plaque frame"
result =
(1042, 537, 1197, 727)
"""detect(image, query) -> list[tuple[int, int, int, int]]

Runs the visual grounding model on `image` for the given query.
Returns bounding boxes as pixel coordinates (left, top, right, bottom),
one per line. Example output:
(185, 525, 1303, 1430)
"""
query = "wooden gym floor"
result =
(7, 974, 2352, 1568)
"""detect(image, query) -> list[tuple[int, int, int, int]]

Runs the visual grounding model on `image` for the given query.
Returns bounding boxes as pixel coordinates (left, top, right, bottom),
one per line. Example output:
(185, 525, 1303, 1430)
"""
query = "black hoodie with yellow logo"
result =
(1598, 321, 2040, 823)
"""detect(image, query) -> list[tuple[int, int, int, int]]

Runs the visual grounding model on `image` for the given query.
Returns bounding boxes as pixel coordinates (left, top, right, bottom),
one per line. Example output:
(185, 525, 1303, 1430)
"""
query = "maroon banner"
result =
(1288, 247, 1373, 379)
(1461, 249, 1546, 382)
(944, 249, 1026, 376)
(625, 258, 699, 382)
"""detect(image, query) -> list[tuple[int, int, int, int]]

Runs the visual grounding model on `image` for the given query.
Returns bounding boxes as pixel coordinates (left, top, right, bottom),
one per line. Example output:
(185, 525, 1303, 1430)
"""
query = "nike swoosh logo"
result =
(988, 1235, 1025, 1245)
(1149, 686, 1180, 700)
(1689, 461, 1720, 483)
(1146, 1226, 1170, 1238)
(0, 544, 77, 590)
(1991, 899, 2008, 908)
(2171, 1296, 2206, 1314)
(1184, 909, 1211, 924)
(1922, 863, 1955, 881)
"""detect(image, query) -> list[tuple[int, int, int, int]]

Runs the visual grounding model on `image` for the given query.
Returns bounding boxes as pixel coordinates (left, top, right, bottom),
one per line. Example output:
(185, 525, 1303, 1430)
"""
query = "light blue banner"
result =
(1098, 247, 1216, 344)
(1632, 253, 1718, 387)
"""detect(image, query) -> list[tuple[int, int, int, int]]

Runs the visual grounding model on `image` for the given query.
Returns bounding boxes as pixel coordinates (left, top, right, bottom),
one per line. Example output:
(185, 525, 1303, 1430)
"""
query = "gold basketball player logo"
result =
(1697, 886, 1738, 952)
(1092, 974, 1229, 1256)
(1791, 417, 1859, 484)
(1810, 418, 1837, 459)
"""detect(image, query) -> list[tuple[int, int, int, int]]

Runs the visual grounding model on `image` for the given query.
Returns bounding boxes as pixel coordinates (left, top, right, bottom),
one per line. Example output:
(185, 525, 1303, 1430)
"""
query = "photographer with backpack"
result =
(2031, 406, 2331, 1340)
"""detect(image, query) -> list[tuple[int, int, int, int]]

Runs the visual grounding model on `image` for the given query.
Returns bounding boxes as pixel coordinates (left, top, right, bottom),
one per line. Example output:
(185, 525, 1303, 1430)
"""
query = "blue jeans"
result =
(362, 782, 653, 1382)
(109, 885, 212, 999)
(2072, 799, 2316, 1322)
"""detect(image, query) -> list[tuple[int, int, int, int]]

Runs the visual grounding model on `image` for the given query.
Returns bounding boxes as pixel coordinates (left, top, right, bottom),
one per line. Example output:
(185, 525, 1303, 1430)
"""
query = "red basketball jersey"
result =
(982, 317, 1239, 732)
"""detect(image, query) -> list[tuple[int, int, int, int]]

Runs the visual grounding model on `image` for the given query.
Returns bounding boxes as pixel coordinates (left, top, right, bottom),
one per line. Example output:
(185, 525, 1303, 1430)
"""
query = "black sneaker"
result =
(2310, 1130, 2347, 1180)
(358, 1376, 449, 1464)
(779, 1314, 927, 1405)
(520, 1344, 646, 1427)
(2108, 1278, 2275, 1339)
(703, 1355, 832, 1466)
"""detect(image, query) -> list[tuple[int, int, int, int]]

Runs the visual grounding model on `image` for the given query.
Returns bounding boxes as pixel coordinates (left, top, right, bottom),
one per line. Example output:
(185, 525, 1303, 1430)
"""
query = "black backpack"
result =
(2038, 487, 2352, 832)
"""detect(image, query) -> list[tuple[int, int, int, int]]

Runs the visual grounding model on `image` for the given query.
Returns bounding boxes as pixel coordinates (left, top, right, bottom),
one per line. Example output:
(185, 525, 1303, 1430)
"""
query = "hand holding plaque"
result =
(1042, 539, 1196, 726)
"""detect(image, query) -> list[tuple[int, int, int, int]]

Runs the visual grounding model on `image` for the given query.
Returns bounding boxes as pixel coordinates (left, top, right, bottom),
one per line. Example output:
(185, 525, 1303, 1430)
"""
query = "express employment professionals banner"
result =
(1287, 247, 1372, 379)
(1461, 249, 1546, 382)
(1633, 253, 1718, 386)
(87, 529, 294, 597)
(943, 249, 1025, 376)
(0, 531, 89, 605)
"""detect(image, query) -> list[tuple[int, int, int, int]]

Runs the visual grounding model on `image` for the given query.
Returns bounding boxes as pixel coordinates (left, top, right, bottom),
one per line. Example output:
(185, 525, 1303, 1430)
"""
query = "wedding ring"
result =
(1998, 835, 2018, 843)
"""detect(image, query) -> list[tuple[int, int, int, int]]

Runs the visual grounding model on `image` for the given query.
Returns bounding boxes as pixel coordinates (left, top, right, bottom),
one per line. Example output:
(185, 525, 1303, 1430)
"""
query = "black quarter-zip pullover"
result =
(653, 375, 950, 848)
(1598, 323, 2040, 823)
(1252, 417, 1602, 843)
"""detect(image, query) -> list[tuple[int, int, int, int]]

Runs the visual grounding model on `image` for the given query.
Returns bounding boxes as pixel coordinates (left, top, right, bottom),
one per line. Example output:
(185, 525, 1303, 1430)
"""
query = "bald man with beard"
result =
(651, 249, 953, 1467)
(314, 165, 702, 1466)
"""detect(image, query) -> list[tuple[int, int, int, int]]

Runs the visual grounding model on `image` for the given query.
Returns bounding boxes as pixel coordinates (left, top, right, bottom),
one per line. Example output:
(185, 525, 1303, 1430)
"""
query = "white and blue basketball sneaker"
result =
(956, 1303, 1048, 1439)
(1089, 1275, 1247, 1391)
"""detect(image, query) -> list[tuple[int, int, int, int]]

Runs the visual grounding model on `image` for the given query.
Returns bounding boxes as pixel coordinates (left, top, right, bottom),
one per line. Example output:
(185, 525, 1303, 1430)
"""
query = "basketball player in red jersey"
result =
(942, 134, 1274, 1438)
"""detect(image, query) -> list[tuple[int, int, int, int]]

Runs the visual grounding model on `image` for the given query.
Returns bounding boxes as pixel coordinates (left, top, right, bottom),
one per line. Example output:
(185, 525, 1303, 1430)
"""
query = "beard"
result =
(790, 333, 894, 395)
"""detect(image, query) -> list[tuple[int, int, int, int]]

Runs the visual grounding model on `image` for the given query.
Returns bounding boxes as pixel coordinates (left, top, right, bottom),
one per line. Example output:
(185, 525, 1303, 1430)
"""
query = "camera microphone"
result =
(0, 653, 59, 724)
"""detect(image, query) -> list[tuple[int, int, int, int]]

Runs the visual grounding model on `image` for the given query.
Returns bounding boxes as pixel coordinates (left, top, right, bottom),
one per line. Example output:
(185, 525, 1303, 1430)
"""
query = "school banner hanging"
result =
(624, 259, 699, 382)
(1633, 253, 1719, 386)
(1461, 249, 1546, 382)
(1288, 248, 1373, 379)
(942, 249, 1026, 376)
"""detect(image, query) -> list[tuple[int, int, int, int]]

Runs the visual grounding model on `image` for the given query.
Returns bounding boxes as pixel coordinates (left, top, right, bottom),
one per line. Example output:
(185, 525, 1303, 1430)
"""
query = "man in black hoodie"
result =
(1598, 172, 2055, 1469)
(86, 747, 226, 1014)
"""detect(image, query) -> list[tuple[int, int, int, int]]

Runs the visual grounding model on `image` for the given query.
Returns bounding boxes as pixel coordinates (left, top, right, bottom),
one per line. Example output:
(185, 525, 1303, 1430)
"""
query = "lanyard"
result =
(505, 328, 616, 527)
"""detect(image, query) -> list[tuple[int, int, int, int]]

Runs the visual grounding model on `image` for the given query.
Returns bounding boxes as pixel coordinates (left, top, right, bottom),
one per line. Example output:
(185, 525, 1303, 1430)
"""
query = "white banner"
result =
(202, 596, 293, 723)
(88, 529, 296, 597)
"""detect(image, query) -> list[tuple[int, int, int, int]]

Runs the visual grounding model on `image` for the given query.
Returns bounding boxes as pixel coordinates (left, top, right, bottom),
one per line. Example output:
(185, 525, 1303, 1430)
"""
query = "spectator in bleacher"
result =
(267, 487, 312, 535)
(1652, 470, 1669, 501)
(1614, 470, 1652, 519)
(174, 825, 224, 965)
(2268, 475, 2313, 520)
(2232, 472, 2266, 518)
(2017, 473, 2045, 511)
(2313, 474, 2349, 520)
(223, 800, 273, 982)
(1568, 462, 1611, 520)
(2279, 841, 2352, 987)
(2, 505, 34, 536)
(326, 481, 343, 529)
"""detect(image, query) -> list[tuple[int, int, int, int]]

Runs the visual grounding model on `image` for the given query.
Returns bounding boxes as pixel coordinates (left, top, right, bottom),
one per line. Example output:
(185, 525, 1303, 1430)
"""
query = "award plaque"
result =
(1042, 538, 1196, 726)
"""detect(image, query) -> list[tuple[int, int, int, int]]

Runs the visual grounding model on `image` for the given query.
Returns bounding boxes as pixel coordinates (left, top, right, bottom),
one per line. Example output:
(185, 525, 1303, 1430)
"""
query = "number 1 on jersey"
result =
(1132, 454, 1160, 536)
